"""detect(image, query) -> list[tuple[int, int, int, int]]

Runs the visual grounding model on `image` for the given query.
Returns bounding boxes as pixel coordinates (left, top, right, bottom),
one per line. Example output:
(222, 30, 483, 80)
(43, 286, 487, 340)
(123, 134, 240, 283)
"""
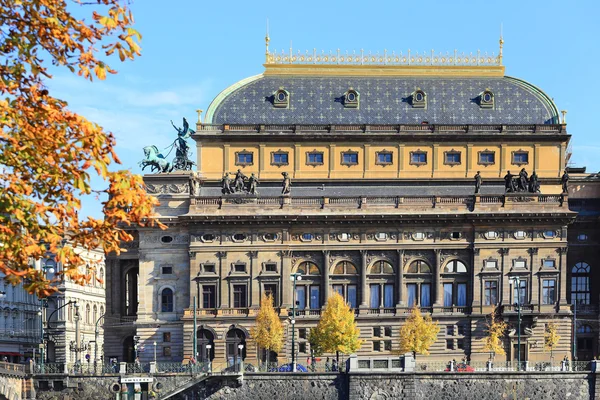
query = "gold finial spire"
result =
(498, 23, 504, 65)
(561, 110, 567, 124)
(196, 109, 203, 124)
(265, 19, 270, 62)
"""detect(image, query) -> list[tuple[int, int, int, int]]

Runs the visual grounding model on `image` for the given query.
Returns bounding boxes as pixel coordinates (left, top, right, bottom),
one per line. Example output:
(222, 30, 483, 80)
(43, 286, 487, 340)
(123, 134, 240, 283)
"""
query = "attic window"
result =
(273, 88, 289, 108)
(344, 89, 359, 108)
(480, 89, 494, 109)
(412, 89, 427, 109)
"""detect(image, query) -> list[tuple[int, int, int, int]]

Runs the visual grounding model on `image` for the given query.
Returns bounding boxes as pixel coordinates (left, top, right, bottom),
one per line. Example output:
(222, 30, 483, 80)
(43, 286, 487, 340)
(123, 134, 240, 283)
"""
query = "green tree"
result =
(398, 306, 440, 358)
(309, 292, 363, 364)
(544, 322, 561, 361)
(483, 306, 508, 360)
(250, 294, 284, 363)
(0, 0, 161, 296)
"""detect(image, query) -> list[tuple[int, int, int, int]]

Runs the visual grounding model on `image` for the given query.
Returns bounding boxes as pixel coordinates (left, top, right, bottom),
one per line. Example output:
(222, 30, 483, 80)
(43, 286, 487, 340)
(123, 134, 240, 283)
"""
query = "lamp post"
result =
(237, 344, 244, 374)
(38, 259, 55, 369)
(94, 313, 105, 372)
(153, 342, 157, 363)
(289, 273, 302, 373)
(510, 277, 522, 370)
(37, 307, 43, 369)
(206, 344, 212, 372)
(192, 295, 197, 363)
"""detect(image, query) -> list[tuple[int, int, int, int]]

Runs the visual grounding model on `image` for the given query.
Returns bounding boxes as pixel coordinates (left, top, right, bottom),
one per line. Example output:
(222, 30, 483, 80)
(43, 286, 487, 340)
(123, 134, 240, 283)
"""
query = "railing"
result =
(502, 304, 535, 313)
(295, 309, 322, 317)
(0, 361, 25, 374)
(198, 124, 566, 135)
(574, 304, 598, 314)
(126, 362, 151, 374)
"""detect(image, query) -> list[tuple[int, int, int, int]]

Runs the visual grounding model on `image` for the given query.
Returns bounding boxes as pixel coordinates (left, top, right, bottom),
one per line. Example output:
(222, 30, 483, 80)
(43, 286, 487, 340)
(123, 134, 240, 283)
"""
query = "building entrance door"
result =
(512, 343, 527, 362)
(226, 328, 246, 370)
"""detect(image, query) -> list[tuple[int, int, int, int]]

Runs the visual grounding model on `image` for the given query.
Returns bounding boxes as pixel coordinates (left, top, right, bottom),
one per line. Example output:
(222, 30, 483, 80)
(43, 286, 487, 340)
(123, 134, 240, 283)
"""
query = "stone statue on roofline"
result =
(221, 173, 233, 194)
(282, 172, 292, 195)
(529, 171, 540, 193)
(169, 117, 197, 171)
(474, 171, 482, 194)
(561, 170, 569, 194)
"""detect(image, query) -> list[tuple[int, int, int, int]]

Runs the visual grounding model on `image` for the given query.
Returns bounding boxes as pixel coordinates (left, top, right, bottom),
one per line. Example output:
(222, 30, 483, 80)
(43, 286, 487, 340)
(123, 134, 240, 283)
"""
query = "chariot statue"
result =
(168, 117, 197, 171)
(138, 145, 172, 173)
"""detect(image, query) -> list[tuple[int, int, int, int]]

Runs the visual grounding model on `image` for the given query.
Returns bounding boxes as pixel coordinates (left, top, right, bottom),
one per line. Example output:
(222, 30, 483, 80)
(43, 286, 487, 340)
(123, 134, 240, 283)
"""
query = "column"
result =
(281, 251, 292, 309)
(218, 252, 227, 308)
(434, 249, 441, 306)
(363, 144, 370, 178)
(529, 248, 539, 307)
(466, 143, 473, 178)
(432, 143, 438, 178)
(397, 144, 404, 178)
(558, 246, 569, 311)
(258, 144, 265, 178)
(499, 143, 506, 178)
(223, 144, 230, 175)
(360, 251, 368, 308)
(293, 144, 301, 179)
(322, 251, 330, 306)
(500, 248, 509, 305)
(471, 248, 481, 312)
(396, 250, 404, 307)
(249, 251, 259, 307)
(328, 145, 336, 179)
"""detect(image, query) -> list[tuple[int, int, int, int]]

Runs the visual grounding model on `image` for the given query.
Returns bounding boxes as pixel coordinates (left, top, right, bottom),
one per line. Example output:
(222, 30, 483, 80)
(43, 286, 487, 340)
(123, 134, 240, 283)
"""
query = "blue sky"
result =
(49, 0, 600, 217)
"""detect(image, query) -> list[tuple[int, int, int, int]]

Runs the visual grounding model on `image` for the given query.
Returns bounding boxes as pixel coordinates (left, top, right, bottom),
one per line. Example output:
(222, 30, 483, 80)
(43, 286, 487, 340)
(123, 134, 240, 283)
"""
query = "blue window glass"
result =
(377, 152, 393, 164)
(384, 284, 394, 308)
(273, 153, 288, 164)
(370, 284, 380, 308)
(237, 152, 253, 164)
(296, 286, 306, 310)
(479, 152, 495, 164)
(310, 286, 320, 309)
(301, 233, 314, 241)
(443, 283, 453, 307)
(445, 152, 461, 164)
(421, 284, 431, 307)
(347, 285, 357, 309)
(457, 283, 467, 307)
(542, 280, 555, 305)
(513, 152, 529, 164)
(411, 152, 427, 164)
(407, 284, 417, 307)
(307, 152, 323, 164)
(333, 284, 343, 297)
(342, 152, 358, 164)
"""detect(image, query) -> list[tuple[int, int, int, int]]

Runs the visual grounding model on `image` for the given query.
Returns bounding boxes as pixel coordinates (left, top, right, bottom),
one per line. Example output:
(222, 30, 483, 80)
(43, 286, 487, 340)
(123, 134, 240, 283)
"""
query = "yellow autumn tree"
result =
(0, 0, 162, 296)
(398, 306, 440, 358)
(544, 322, 561, 361)
(309, 292, 363, 363)
(251, 294, 284, 363)
(483, 306, 508, 360)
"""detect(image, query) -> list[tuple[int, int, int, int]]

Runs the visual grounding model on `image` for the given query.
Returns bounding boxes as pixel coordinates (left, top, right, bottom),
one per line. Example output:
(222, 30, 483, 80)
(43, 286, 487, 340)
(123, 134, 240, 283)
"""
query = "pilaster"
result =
(323, 250, 330, 305)
(396, 250, 404, 307)
(281, 250, 293, 308)
(360, 250, 368, 308)
(434, 249, 441, 306)
(217, 252, 227, 308)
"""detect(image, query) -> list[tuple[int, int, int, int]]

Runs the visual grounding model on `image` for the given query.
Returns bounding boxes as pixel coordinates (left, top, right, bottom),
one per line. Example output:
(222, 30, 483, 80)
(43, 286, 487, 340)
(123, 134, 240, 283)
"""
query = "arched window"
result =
(331, 261, 358, 308)
(93, 305, 97, 325)
(572, 262, 590, 305)
(99, 268, 104, 287)
(161, 288, 174, 312)
(405, 260, 432, 307)
(369, 261, 395, 309)
(85, 304, 90, 324)
(100, 306, 104, 319)
(442, 260, 469, 308)
(294, 262, 321, 310)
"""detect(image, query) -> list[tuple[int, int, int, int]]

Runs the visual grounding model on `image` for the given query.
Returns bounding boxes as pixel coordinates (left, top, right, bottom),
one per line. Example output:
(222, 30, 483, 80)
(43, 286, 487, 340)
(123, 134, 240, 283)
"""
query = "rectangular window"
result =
(484, 281, 498, 305)
(264, 284, 277, 304)
(310, 286, 320, 309)
(542, 279, 556, 305)
(370, 284, 380, 308)
(296, 286, 306, 310)
(421, 283, 431, 307)
(299, 328, 307, 339)
(236, 152, 253, 165)
(457, 324, 465, 336)
(485, 260, 498, 269)
(306, 152, 324, 165)
(384, 341, 392, 351)
(384, 326, 392, 337)
(384, 284, 394, 308)
(543, 260, 556, 269)
(446, 325, 455, 336)
(265, 263, 277, 273)
(203, 264, 215, 273)
(514, 260, 526, 269)
(457, 283, 467, 307)
(333, 284, 343, 297)
(443, 283, 453, 307)
(202, 285, 216, 309)
(513, 280, 527, 304)
(407, 284, 417, 307)
(410, 151, 427, 165)
(457, 339, 464, 350)
(163, 346, 172, 357)
(161, 265, 173, 275)
(233, 284, 247, 308)
(376, 152, 393, 164)
(512, 151, 529, 164)
(446, 339, 454, 350)
(341, 152, 359, 165)
(373, 327, 381, 337)
(347, 285, 357, 309)
(233, 263, 246, 273)
(444, 152, 461, 165)
(479, 151, 495, 165)
(163, 332, 171, 342)
(272, 152, 289, 165)
(373, 341, 381, 351)
(299, 343, 307, 353)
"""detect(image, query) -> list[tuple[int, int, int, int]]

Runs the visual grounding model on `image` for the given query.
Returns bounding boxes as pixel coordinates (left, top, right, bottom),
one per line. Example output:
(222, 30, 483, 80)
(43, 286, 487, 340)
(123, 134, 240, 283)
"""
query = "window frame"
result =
(511, 150, 529, 166)
(270, 150, 289, 166)
(235, 150, 254, 166)
(542, 279, 556, 305)
(375, 150, 394, 166)
(478, 150, 496, 165)
(409, 150, 428, 166)
(160, 287, 174, 313)
(443, 150, 462, 166)
(484, 280, 498, 306)
(306, 150, 324, 166)
(232, 284, 248, 308)
(340, 150, 359, 166)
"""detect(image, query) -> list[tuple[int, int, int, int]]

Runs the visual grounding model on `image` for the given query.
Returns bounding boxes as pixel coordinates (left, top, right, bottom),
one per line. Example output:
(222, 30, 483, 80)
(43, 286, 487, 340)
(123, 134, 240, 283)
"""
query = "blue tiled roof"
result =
(207, 76, 559, 125)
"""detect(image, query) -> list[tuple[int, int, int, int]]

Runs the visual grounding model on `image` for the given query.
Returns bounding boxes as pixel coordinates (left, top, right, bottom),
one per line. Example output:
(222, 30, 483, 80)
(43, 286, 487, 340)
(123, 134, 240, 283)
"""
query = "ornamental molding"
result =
(145, 183, 189, 195)
(365, 251, 396, 265)
(403, 250, 434, 265)
(139, 233, 189, 245)
(329, 251, 360, 265)
(291, 251, 321, 267)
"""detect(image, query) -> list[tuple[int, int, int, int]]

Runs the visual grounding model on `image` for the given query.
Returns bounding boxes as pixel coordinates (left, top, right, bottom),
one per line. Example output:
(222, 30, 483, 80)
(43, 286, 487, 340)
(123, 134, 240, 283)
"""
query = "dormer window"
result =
(344, 89, 359, 108)
(412, 89, 427, 109)
(479, 89, 494, 109)
(273, 88, 289, 108)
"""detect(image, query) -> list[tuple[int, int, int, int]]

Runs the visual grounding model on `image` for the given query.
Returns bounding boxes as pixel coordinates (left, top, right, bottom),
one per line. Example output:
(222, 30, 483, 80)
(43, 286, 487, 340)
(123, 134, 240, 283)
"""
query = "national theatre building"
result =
(105, 38, 600, 366)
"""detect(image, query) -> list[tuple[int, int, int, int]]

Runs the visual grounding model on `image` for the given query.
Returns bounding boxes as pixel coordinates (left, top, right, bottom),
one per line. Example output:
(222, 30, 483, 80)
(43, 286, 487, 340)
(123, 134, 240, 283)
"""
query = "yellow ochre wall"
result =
(199, 141, 566, 181)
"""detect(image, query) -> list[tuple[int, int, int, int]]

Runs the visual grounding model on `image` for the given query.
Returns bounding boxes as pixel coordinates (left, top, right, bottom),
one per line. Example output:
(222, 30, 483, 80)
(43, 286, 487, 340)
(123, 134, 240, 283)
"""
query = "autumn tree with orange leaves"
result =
(0, 0, 163, 296)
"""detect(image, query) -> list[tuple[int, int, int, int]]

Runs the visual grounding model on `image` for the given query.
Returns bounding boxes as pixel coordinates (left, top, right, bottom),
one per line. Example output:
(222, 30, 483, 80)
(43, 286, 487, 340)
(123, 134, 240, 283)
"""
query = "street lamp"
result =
(237, 344, 244, 374)
(510, 277, 522, 371)
(0, 291, 6, 299)
(289, 273, 302, 373)
(206, 344, 212, 372)
(94, 312, 105, 372)
(153, 342, 157, 363)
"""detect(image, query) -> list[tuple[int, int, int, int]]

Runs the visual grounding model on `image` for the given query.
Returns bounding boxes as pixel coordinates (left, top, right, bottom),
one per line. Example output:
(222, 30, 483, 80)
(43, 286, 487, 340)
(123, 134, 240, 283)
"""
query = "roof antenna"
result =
(498, 23, 504, 65)
(265, 18, 270, 62)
